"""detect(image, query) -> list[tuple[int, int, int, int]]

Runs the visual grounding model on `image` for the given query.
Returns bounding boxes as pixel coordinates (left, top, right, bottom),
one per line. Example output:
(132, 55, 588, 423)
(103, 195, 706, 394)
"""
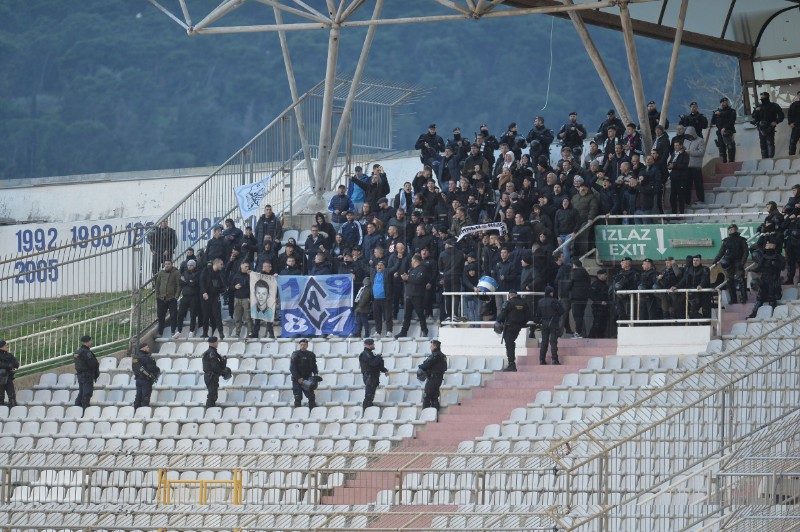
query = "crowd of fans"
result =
(143, 97, 800, 341)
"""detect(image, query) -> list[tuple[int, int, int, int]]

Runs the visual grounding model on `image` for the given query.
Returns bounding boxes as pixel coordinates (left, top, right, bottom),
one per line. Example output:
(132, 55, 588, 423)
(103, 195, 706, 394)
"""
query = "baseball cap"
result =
(138, 341, 149, 349)
(207, 336, 218, 343)
(80, 335, 92, 343)
(0, 340, 6, 349)
(428, 123, 436, 128)
(364, 338, 375, 345)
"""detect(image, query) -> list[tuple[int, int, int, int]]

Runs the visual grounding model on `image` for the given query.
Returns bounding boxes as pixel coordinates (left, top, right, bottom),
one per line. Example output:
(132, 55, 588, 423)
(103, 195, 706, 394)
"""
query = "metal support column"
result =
(315, 23, 342, 200)
(619, 0, 653, 154)
(563, 0, 632, 124)
(325, 0, 383, 179)
(659, 0, 688, 127)
(274, 7, 318, 197)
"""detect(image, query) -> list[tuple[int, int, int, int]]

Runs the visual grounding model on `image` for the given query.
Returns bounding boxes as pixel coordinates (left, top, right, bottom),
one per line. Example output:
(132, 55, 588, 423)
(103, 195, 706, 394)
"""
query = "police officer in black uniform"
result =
(638, 258, 660, 321)
(201, 336, 228, 408)
(359, 338, 388, 409)
(610, 257, 640, 334)
(674, 255, 711, 320)
(656, 257, 683, 319)
(712, 224, 749, 303)
(132, 342, 160, 409)
(783, 193, 800, 284)
(535, 286, 563, 365)
(418, 339, 448, 410)
(711, 97, 737, 163)
(749, 240, 785, 319)
(290, 339, 318, 409)
(496, 288, 530, 372)
(752, 92, 785, 159)
(74, 335, 99, 409)
(0, 340, 20, 407)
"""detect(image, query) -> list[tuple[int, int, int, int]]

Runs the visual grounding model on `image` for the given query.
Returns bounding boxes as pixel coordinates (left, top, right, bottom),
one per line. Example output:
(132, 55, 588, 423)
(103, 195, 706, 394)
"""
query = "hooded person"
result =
(683, 126, 706, 204)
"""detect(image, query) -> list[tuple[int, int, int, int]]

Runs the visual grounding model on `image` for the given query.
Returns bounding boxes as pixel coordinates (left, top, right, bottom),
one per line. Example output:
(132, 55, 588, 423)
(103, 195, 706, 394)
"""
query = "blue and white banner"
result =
(278, 275, 355, 337)
(234, 176, 272, 220)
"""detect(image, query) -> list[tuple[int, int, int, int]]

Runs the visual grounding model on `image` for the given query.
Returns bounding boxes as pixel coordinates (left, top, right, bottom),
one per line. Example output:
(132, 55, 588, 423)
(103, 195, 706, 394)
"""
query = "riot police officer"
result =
(749, 240, 785, 318)
(0, 340, 20, 407)
(588, 269, 610, 338)
(535, 286, 563, 365)
(418, 339, 448, 410)
(711, 97, 737, 163)
(290, 339, 318, 409)
(712, 224, 749, 303)
(496, 288, 530, 372)
(610, 257, 640, 332)
(638, 258, 660, 322)
(674, 255, 711, 320)
(656, 257, 683, 319)
(359, 338, 388, 409)
(74, 335, 99, 409)
(201, 336, 228, 408)
(783, 198, 800, 285)
(752, 92, 785, 159)
(132, 342, 160, 409)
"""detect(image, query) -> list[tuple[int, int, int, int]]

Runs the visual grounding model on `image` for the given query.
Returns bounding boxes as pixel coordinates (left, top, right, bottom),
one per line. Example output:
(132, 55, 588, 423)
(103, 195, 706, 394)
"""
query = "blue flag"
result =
(278, 275, 355, 337)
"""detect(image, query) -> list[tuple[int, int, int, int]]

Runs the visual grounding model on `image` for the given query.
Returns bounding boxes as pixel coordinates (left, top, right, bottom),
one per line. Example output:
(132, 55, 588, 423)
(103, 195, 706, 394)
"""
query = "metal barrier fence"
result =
(0, 228, 142, 373)
(553, 308, 800, 531)
(615, 287, 723, 334)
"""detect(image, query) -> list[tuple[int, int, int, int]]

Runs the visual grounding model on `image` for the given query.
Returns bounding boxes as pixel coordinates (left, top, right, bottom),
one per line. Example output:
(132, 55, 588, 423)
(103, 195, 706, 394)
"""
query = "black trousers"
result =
(670, 179, 687, 214)
(589, 304, 608, 338)
(503, 324, 523, 364)
(362, 372, 380, 408)
(372, 298, 393, 334)
(291, 378, 316, 407)
(157, 298, 178, 335)
(716, 130, 736, 162)
(176, 295, 200, 333)
(76, 373, 94, 408)
(571, 301, 586, 336)
(539, 325, 559, 361)
(423, 376, 443, 409)
(401, 296, 427, 335)
(201, 295, 223, 337)
(204, 373, 219, 407)
(440, 280, 459, 319)
(790, 126, 800, 156)
(134, 378, 153, 408)
(687, 167, 704, 203)
(759, 128, 776, 158)
(0, 379, 16, 406)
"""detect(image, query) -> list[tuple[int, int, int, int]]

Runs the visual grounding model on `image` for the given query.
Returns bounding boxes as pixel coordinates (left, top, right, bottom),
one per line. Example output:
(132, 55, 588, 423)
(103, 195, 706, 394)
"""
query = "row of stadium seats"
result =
(734, 157, 800, 175)
(713, 173, 800, 192)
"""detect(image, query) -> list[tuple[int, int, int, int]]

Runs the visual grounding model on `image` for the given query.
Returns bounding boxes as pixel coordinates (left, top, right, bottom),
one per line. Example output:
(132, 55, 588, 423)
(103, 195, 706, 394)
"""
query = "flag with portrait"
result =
(249, 272, 278, 321)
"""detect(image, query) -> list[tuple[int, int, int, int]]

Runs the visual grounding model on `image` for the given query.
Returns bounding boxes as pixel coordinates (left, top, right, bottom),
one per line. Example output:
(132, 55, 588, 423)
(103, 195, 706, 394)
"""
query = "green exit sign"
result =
(594, 223, 760, 262)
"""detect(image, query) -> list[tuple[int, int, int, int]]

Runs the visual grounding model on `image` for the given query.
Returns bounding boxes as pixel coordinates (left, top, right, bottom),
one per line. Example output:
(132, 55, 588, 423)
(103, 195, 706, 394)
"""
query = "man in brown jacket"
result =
(155, 259, 181, 337)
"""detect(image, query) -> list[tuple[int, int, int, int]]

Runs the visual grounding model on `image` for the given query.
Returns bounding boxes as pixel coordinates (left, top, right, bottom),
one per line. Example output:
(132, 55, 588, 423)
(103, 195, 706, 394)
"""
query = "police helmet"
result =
(301, 375, 323, 392)
(222, 367, 233, 381)
(719, 254, 732, 270)
(416, 368, 428, 382)
(493, 322, 504, 335)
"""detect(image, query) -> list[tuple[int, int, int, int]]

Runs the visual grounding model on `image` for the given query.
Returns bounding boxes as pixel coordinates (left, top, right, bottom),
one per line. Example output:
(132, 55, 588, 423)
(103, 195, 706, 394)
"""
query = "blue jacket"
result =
(328, 194, 354, 224)
(347, 174, 368, 203)
(340, 221, 363, 248)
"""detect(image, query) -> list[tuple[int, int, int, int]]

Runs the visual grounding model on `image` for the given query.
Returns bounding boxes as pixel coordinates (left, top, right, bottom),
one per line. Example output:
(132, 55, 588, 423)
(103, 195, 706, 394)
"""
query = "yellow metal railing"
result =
(157, 469, 243, 506)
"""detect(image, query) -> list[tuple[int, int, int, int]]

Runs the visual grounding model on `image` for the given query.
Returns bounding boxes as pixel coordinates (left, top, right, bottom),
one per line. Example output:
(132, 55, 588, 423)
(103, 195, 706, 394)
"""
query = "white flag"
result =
(235, 176, 272, 220)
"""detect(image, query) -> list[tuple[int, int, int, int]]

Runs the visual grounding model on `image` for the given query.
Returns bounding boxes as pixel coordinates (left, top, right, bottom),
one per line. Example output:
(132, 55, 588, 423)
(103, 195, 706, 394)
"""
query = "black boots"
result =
(502, 362, 517, 372)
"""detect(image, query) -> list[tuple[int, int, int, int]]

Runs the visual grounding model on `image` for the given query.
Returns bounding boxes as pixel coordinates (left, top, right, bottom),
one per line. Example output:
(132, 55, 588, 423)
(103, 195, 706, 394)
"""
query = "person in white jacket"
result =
(684, 126, 706, 204)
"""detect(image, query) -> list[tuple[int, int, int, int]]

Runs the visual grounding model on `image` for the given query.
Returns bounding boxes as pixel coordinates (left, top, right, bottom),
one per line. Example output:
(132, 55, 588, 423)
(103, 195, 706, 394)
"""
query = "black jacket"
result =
(788, 101, 800, 127)
(180, 268, 201, 297)
(202, 346, 227, 376)
(752, 101, 785, 127)
(569, 266, 591, 302)
(290, 349, 318, 380)
(414, 132, 445, 165)
(559, 121, 587, 149)
(0, 350, 20, 381)
(132, 350, 160, 382)
(404, 265, 428, 298)
(255, 213, 283, 246)
(714, 232, 749, 266)
(205, 236, 229, 264)
(668, 150, 690, 182)
(498, 295, 530, 326)
(679, 112, 709, 138)
(711, 106, 737, 132)
(419, 348, 447, 380)
(359, 349, 387, 377)
(74, 344, 99, 377)
(535, 295, 563, 328)
(230, 270, 250, 299)
(200, 267, 227, 298)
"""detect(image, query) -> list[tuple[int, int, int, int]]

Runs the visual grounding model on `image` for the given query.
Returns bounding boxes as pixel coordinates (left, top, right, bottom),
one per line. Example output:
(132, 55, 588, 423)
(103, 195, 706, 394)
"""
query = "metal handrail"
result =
(614, 287, 723, 335)
(441, 290, 544, 326)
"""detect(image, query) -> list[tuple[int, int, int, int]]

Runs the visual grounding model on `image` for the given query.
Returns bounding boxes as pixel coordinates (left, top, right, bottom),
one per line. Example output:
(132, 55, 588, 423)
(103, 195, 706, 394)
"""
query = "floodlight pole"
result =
(562, 0, 632, 125)
(619, 0, 652, 154)
(660, 0, 688, 128)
